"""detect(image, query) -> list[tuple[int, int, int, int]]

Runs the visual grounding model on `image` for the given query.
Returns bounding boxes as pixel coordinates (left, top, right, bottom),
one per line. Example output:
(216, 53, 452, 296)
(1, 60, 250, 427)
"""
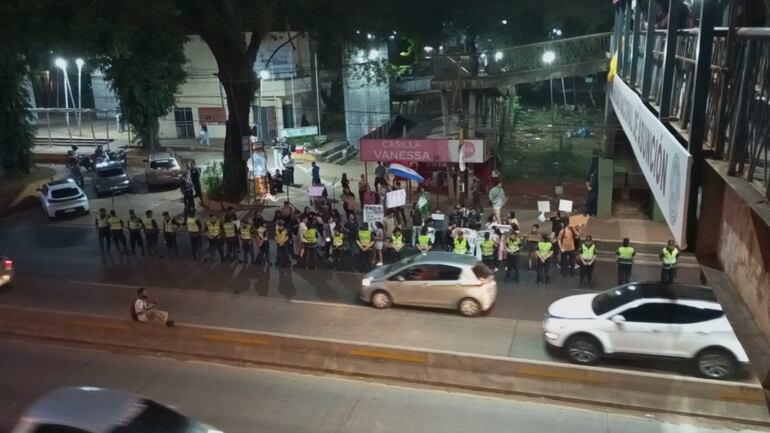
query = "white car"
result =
(543, 282, 749, 379)
(39, 179, 90, 219)
(12, 387, 223, 433)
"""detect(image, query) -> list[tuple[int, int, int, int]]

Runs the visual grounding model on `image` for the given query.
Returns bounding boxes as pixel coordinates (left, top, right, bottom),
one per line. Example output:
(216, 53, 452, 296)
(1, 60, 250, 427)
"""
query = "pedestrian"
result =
(222, 214, 239, 262)
(357, 224, 374, 272)
(374, 161, 387, 191)
(372, 222, 385, 267)
(143, 210, 160, 257)
(536, 234, 554, 285)
(300, 114, 310, 127)
(95, 208, 112, 253)
(578, 235, 597, 288)
(282, 150, 295, 185)
(453, 230, 469, 255)
(131, 288, 174, 327)
(527, 223, 540, 270)
(239, 218, 255, 264)
(186, 213, 203, 261)
(392, 181, 407, 225)
(274, 219, 291, 267)
(127, 209, 145, 256)
(108, 209, 128, 254)
(416, 226, 432, 254)
(162, 212, 179, 258)
(480, 231, 496, 269)
(584, 170, 598, 216)
(357, 174, 368, 211)
(341, 173, 350, 191)
(198, 123, 210, 146)
(504, 231, 522, 282)
(256, 220, 270, 267)
(488, 181, 507, 223)
(660, 240, 680, 284)
(206, 214, 225, 261)
(389, 227, 405, 263)
(311, 161, 321, 185)
(189, 161, 203, 200)
(344, 212, 360, 254)
(617, 237, 635, 284)
(341, 187, 356, 219)
(557, 221, 578, 277)
(302, 220, 318, 269)
(471, 174, 483, 213)
(507, 211, 520, 231)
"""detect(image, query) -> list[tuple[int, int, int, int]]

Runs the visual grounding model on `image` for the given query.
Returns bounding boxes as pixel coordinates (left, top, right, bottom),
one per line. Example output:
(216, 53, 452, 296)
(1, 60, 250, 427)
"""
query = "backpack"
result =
(130, 300, 139, 322)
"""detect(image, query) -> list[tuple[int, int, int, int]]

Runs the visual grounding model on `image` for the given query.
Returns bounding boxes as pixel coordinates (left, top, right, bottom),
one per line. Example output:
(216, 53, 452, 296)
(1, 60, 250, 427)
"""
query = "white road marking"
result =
(289, 299, 369, 309)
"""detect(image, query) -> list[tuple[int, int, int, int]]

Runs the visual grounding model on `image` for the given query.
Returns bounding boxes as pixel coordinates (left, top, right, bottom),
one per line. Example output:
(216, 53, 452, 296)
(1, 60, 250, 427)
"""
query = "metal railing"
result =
(491, 33, 612, 75)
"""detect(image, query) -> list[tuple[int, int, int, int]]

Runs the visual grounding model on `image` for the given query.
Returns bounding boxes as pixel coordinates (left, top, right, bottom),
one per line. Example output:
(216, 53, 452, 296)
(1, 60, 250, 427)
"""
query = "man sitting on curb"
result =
(131, 287, 174, 327)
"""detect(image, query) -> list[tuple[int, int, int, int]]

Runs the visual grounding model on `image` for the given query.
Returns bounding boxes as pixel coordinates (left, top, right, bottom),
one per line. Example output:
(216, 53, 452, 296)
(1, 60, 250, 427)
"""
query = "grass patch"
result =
(0, 165, 57, 213)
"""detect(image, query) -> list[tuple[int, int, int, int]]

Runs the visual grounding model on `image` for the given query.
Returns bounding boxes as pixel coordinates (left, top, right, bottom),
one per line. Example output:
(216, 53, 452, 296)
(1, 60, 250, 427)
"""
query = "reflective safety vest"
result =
(143, 217, 157, 232)
(392, 234, 404, 249)
(97, 215, 109, 228)
(333, 232, 344, 247)
(108, 216, 122, 231)
(538, 241, 553, 254)
(418, 234, 431, 248)
(187, 217, 200, 233)
(275, 228, 289, 244)
(359, 229, 372, 244)
(256, 226, 267, 240)
(303, 227, 318, 244)
(454, 238, 468, 254)
(164, 218, 178, 233)
(240, 224, 252, 240)
(506, 237, 521, 254)
(581, 243, 596, 261)
(128, 217, 142, 230)
(223, 222, 236, 238)
(617, 246, 635, 263)
(207, 220, 221, 238)
(481, 239, 495, 256)
(661, 248, 679, 268)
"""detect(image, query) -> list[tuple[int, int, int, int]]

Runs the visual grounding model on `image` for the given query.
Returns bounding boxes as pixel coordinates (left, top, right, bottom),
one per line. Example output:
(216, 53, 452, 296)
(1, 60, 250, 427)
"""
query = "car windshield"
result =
(151, 160, 178, 170)
(98, 168, 125, 178)
(591, 284, 643, 315)
(111, 400, 189, 433)
(50, 187, 80, 199)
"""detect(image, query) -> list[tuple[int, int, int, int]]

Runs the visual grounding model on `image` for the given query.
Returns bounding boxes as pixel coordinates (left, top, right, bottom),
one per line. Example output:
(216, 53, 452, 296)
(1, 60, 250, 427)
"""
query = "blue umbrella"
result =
(388, 163, 424, 183)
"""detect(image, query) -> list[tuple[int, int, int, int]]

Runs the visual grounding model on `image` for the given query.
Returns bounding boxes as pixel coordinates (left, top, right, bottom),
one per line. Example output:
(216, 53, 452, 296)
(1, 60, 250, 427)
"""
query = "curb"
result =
(0, 306, 767, 425)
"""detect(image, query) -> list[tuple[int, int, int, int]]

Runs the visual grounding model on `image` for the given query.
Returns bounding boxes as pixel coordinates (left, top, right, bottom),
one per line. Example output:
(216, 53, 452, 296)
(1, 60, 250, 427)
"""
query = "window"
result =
(592, 284, 647, 315)
(393, 265, 430, 281)
(150, 159, 178, 170)
(619, 302, 675, 324)
(98, 168, 125, 178)
(391, 265, 461, 281)
(111, 400, 189, 433)
(174, 107, 195, 138)
(434, 265, 462, 280)
(33, 424, 90, 433)
(51, 187, 80, 199)
(282, 104, 295, 128)
(671, 305, 723, 324)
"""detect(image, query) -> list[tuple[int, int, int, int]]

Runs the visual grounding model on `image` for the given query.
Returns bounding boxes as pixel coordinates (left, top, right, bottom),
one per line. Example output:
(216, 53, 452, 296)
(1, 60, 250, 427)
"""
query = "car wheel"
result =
(370, 290, 392, 309)
(458, 298, 481, 317)
(696, 349, 737, 380)
(565, 334, 603, 365)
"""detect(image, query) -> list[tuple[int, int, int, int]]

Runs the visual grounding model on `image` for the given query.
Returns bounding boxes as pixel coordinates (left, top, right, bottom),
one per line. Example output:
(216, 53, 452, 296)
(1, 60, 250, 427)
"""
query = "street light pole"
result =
(76, 58, 84, 136)
(54, 58, 69, 128)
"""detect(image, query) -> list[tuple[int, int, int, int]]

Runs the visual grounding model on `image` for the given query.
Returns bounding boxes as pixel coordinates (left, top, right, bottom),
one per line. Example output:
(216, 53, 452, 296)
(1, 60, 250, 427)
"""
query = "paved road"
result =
(0, 340, 761, 433)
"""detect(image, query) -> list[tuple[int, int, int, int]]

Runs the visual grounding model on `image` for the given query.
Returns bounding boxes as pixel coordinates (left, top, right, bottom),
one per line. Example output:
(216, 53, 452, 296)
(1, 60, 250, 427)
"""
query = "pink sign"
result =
(360, 139, 485, 163)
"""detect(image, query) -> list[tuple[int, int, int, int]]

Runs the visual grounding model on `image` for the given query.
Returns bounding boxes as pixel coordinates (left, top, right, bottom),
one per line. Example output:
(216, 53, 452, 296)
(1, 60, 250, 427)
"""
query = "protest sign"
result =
(363, 205, 384, 222)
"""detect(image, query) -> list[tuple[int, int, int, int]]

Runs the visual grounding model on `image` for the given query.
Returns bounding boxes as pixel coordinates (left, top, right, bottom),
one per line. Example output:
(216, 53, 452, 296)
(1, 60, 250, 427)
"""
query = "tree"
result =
(0, 57, 36, 177)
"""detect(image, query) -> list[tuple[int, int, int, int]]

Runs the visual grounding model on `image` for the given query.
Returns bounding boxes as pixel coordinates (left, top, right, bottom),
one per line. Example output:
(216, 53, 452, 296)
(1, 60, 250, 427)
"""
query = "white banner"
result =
(610, 78, 692, 247)
(363, 204, 384, 223)
(386, 189, 406, 208)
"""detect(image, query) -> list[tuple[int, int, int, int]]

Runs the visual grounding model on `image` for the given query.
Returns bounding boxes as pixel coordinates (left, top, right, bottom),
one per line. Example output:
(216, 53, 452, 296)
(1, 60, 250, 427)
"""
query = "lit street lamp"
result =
(494, 51, 503, 61)
(542, 51, 556, 112)
(75, 58, 84, 136)
(54, 58, 70, 128)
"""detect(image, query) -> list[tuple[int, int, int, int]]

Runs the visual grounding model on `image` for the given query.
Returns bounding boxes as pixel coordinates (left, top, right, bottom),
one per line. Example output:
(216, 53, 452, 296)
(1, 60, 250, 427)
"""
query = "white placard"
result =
(417, 197, 428, 208)
(610, 77, 692, 247)
(308, 186, 325, 197)
(363, 205, 384, 223)
(430, 213, 445, 221)
(386, 189, 406, 208)
(537, 212, 546, 222)
(491, 224, 512, 233)
(537, 201, 551, 213)
(559, 199, 573, 212)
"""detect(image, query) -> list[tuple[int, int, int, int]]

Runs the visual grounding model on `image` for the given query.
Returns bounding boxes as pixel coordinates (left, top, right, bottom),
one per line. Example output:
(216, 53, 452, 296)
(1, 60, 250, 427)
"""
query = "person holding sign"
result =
(578, 235, 597, 289)
(389, 227, 405, 262)
(357, 225, 375, 272)
(416, 227, 432, 255)
(536, 234, 554, 285)
(505, 231, 522, 282)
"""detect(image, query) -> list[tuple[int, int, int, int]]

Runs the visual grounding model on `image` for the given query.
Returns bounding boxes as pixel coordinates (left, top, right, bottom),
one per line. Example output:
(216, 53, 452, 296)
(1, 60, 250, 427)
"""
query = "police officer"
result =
(108, 209, 128, 254)
(143, 210, 160, 257)
(256, 221, 270, 267)
(222, 215, 239, 262)
(206, 214, 225, 261)
(239, 219, 255, 264)
(416, 226, 432, 255)
(660, 240, 679, 284)
(480, 231, 495, 269)
(578, 235, 597, 289)
(616, 237, 635, 284)
(389, 227, 405, 262)
(357, 225, 374, 272)
(127, 209, 145, 256)
(504, 231, 522, 282)
(274, 219, 291, 267)
(453, 230, 469, 255)
(302, 222, 318, 270)
(186, 213, 203, 260)
(95, 208, 111, 253)
(162, 212, 179, 258)
(536, 234, 553, 285)
(331, 225, 345, 268)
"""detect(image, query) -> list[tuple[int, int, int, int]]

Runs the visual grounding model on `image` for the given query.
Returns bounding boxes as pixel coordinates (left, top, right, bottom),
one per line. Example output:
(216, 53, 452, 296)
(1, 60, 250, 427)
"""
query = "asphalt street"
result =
(0, 340, 762, 433)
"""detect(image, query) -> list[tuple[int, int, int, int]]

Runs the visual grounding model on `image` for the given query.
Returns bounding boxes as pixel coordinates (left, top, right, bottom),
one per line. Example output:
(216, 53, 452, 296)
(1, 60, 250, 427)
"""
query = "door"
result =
(385, 265, 433, 306)
(608, 301, 679, 355)
(253, 106, 277, 140)
(282, 103, 295, 128)
(667, 304, 725, 357)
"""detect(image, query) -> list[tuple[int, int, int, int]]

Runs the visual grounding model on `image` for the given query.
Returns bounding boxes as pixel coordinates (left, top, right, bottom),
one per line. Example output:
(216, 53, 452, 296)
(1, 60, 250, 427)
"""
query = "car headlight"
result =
(544, 332, 559, 341)
(122, 179, 130, 184)
(362, 277, 372, 287)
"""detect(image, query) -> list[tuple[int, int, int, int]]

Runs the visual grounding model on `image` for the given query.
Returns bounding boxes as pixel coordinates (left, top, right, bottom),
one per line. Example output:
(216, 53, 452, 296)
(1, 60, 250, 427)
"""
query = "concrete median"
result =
(0, 305, 767, 424)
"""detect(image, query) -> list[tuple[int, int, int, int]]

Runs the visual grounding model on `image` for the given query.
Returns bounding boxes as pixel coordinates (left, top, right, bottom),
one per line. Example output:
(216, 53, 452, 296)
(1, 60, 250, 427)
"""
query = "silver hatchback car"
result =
(359, 252, 497, 316)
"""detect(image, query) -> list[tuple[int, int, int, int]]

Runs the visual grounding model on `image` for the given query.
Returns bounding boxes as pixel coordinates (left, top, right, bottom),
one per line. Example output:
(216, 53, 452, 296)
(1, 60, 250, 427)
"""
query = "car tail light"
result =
(3, 260, 12, 271)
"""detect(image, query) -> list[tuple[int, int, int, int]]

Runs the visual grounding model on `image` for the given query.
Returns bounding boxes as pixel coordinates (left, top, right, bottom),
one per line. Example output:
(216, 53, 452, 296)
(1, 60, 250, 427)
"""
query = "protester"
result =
(132, 288, 174, 327)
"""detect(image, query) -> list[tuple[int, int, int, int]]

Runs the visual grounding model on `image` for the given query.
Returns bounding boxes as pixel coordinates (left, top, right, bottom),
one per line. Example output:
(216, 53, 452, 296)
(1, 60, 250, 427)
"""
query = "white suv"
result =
(543, 282, 749, 379)
(39, 179, 90, 219)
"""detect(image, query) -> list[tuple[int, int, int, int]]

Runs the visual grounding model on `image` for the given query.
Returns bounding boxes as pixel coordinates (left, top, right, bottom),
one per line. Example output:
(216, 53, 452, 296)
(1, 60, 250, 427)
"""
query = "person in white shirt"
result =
(132, 288, 174, 327)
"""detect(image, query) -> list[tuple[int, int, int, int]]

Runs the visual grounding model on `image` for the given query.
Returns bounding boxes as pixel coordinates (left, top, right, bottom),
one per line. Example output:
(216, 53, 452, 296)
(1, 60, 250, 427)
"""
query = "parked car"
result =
(145, 152, 182, 190)
(38, 179, 90, 219)
(11, 387, 223, 433)
(0, 254, 14, 288)
(543, 282, 749, 379)
(359, 252, 497, 317)
(93, 161, 133, 197)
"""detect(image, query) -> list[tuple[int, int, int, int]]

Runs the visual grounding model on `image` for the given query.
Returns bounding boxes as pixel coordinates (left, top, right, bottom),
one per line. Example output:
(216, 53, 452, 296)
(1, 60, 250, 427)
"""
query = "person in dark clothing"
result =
(300, 114, 310, 127)
(311, 161, 321, 185)
(189, 161, 202, 199)
(344, 213, 360, 254)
